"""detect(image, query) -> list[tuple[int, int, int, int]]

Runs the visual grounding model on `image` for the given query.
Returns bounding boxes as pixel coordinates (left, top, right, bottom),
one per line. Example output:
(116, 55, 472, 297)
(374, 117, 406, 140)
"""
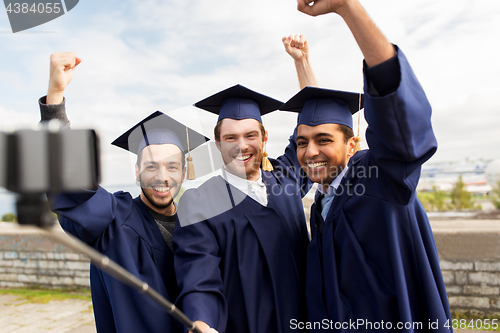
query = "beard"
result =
(139, 176, 177, 212)
(141, 187, 174, 211)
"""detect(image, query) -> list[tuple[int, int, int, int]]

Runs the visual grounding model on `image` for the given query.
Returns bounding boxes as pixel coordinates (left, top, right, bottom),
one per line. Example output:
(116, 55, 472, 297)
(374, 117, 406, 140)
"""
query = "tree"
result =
(418, 187, 449, 211)
(1, 212, 17, 222)
(430, 186, 448, 211)
(450, 174, 476, 210)
(492, 180, 500, 209)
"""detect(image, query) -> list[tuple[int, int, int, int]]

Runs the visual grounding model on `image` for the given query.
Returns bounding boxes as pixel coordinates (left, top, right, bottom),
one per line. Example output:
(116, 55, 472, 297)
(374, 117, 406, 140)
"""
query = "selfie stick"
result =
(2, 126, 203, 333)
(15, 195, 202, 333)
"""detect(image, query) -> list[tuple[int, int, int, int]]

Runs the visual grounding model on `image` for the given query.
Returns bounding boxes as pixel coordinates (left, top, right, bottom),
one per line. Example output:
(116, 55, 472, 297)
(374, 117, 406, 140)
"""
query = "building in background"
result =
(419, 158, 500, 195)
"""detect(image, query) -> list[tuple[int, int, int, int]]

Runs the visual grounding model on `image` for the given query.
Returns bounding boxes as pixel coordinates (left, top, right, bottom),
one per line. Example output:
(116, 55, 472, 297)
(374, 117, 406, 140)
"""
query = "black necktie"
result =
(314, 193, 325, 234)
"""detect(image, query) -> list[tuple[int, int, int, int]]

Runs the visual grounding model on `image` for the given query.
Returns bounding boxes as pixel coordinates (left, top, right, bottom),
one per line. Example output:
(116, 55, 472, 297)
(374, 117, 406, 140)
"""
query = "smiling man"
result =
(215, 117, 267, 182)
(298, 121, 353, 188)
(38, 52, 212, 333)
(174, 85, 313, 333)
(279, 0, 452, 331)
(125, 127, 188, 216)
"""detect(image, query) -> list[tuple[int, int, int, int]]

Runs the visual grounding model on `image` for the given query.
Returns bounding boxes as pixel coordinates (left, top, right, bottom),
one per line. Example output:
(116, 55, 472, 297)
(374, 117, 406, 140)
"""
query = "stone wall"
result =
(433, 220, 500, 317)
(0, 225, 90, 289)
(2, 220, 500, 318)
(440, 260, 500, 315)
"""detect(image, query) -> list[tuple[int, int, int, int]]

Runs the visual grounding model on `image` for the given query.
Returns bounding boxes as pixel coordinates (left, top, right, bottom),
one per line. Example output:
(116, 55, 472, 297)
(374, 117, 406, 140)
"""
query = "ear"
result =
(182, 166, 187, 181)
(263, 130, 269, 146)
(346, 137, 356, 158)
(215, 138, 222, 152)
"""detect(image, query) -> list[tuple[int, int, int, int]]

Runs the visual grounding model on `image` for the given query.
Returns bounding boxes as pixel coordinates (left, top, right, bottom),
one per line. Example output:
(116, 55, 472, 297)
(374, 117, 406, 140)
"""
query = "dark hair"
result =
(136, 147, 186, 169)
(214, 119, 266, 142)
(337, 124, 354, 144)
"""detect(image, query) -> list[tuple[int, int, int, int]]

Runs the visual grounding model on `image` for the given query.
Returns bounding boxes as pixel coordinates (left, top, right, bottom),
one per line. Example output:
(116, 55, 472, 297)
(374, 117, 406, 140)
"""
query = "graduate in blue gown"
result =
(38, 52, 211, 333)
(280, 1, 453, 331)
(174, 85, 313, 333)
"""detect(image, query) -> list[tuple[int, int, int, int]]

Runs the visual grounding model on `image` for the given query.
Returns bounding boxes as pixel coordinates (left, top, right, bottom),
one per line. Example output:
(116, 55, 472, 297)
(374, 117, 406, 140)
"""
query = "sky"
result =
(1, 0, 499, 187)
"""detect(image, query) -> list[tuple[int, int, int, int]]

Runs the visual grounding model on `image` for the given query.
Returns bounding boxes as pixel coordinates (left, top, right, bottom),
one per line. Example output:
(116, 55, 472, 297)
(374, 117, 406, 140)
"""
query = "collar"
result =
(317, 165, 349, 196)
(223, 168, 266, 190)
(143, 200, 177, 222)
(223, 168, 268, 207)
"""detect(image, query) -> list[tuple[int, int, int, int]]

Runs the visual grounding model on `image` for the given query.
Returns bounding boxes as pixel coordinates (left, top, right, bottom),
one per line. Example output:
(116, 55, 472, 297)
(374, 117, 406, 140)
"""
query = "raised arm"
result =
(41, 53, 122, 246)
(40, 52, 81, 126)
(296, 0, 394, 67)
(363, 48, 436, 194)
(296, 0, 436, 195)
(282, 34, 318, 89)
(278, 35, 317, 196)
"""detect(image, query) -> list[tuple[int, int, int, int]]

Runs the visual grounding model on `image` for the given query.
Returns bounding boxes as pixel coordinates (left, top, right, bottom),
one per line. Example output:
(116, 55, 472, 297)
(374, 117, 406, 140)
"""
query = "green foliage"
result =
(429, 186, 449, 211)
(418, 175, 484, 211)
(1, 212, 17, 222)
(491, 180, 500, 209)
(0, 287, 91, 304)
(418, 187, 450, 211)
(450, 174, 478, 210)
(451, 311, 500, 331)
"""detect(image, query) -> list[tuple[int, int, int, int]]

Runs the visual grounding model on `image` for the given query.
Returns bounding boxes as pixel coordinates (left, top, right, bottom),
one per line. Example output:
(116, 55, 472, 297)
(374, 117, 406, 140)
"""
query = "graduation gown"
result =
(174, 135, 312, 333)
(52, 187, 182, 333)
(306, 49, 452, 332)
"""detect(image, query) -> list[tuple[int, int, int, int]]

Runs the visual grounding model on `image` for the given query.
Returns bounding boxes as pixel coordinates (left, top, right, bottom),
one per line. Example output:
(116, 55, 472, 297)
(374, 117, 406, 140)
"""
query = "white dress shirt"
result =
(316, 166, 349, 220)
(223, 168, 268, 207)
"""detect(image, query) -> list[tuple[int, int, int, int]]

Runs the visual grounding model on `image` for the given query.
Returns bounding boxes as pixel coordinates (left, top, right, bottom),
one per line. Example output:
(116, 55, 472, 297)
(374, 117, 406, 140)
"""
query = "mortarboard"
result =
(194, 84, 283, 123)
(111, 111, 209, 179)
(194, 84, 283, 172)
(280, 86, 364, 129)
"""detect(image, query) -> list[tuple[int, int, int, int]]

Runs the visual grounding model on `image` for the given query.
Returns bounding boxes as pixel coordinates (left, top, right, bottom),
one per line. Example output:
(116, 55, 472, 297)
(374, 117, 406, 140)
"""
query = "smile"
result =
(307, 161, 327, 169)
(153, 186, 170, 193)
(235, 154, 252, 162)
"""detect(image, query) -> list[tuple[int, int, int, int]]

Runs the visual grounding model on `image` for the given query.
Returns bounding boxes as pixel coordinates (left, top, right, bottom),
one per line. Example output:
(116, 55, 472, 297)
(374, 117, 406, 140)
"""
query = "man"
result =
(39, 52, 216, 333)
(280, 1, 452, 331)
(173, 85, 313, 333)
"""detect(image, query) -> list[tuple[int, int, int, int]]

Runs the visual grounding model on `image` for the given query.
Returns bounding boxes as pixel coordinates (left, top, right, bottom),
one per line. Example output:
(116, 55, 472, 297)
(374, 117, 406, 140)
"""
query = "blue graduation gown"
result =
(174, 135, 312, 333)
(306, 49, 452, 332)
(52, 187, 182, 333)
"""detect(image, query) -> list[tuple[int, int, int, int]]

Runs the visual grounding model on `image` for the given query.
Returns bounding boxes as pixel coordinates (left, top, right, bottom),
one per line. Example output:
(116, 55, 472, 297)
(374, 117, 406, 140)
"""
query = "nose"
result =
(304, 142, 319, 159)
(235, 137, 250, 152)
(155, 165, 170, 184)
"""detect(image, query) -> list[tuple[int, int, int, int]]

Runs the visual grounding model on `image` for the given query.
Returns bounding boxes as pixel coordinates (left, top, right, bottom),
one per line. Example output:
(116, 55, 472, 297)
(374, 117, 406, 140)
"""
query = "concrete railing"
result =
(0, 223, 90, 289)
(432, 219, 500, 316)
(2, 218, 500, 318)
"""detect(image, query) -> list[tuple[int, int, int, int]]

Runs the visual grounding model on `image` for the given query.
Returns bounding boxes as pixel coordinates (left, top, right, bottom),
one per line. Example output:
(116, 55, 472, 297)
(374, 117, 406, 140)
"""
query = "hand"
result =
(47, 52, 81, 104)
(282, 34, 309, 61)
(296, 0, 351, 17)
(189, 321, 215, 333)
(297, 0, 393, 66)
(283, 35, 318, 88)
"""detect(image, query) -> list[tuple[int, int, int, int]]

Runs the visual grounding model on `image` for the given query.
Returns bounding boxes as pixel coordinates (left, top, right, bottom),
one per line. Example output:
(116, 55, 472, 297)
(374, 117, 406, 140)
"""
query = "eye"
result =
(168, 165, 179, 171)
(297, 141, 307, 148)
(319, 139, 332, 144)
(145, 165, 157, 171)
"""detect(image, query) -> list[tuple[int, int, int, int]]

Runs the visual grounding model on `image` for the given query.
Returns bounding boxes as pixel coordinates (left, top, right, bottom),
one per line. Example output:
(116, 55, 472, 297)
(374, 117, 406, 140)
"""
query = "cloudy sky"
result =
(1, 0, 499, 187)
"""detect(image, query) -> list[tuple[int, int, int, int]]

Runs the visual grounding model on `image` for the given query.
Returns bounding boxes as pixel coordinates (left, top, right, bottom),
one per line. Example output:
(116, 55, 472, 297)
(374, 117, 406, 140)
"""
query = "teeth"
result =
(235, 154, 251, 161)
(154, 186, 170, 193)
(307, 161, 327, 168)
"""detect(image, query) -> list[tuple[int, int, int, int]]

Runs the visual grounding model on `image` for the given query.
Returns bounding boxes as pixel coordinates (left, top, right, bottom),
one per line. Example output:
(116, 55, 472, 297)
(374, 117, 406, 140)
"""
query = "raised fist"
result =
(282, 34, 310, 62)
(47, 52, 81, 104)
